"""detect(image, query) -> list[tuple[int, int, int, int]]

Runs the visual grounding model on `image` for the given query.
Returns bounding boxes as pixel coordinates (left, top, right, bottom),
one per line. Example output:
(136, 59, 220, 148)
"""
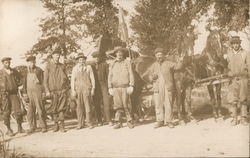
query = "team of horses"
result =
(132, 30, 228, 124)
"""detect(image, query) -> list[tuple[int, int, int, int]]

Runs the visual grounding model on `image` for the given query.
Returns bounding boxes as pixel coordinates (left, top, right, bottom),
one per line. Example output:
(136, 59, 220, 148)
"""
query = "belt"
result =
(112, 84, 129, 88)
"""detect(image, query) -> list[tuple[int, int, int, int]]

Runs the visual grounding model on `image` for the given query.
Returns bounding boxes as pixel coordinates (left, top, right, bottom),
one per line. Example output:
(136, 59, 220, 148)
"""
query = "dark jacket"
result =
(44, 61, 69, 92)
(0, 68, 22, 94)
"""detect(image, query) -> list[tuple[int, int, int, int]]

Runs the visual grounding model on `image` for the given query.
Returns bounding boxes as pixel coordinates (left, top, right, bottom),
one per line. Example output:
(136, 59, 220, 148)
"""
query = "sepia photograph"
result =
(0, 0, 249, 157)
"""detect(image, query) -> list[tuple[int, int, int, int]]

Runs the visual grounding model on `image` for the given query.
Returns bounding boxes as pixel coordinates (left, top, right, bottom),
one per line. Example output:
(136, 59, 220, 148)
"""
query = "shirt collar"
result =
(232, 48, 242, 54)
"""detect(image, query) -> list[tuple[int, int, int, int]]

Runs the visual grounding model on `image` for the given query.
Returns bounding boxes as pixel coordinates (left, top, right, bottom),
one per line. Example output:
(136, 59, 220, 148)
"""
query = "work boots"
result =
(17, 122, 25, 134)
(240, 117, 248, 126)
(127, 121, 135, 129)
(53, 123, 59, 132)
(59, 121, 66, 133)
(154, 121, 164, 129)
(113, 122, 122, 129)
(6, 128, 14, 137)
(231, 117, 237, 126)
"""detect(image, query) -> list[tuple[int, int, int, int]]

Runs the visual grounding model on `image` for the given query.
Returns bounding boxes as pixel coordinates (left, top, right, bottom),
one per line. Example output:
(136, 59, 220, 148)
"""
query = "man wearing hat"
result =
(149, 47, 184, 129)
(71, 53, 95, 129)
(108, 46, 135, 129)
(0, 57, 25, 136)
(91, 51, 112, 126)
(23, 56, 47, 134)
(225, 36, 249, 126)
(44, 49, 70, 132)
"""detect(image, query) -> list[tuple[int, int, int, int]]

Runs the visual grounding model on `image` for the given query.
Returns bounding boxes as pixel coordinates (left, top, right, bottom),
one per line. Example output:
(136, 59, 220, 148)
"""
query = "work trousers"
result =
(227, 77, 248, 117)
(154, 90, 174, 124)
(76, 92, 92, 127)
(51, 90, 68, 123)
(1, 92, 23, 127)
(27, 89, 47, 129)
(113, 87, 132, 122)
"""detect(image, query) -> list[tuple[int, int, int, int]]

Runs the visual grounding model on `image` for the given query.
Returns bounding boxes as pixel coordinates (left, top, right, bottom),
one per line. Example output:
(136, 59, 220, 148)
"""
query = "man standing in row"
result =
(71, 53, 95, 129)
(226, 36, 249, 126)
(92, 51, 112, 126)
(0, 57, 25, 136)
(44, 48, 70, 132)
(108, 47, 135, 129)
(23, 56, 47, 134)
(150, 47, 183, 129)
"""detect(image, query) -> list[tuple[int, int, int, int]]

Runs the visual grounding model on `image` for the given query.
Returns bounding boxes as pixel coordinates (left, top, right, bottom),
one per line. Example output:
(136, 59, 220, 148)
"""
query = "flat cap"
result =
(154, 47, 165, 54)
(26, 55, 36, 62)
(1, 57, 12, 62)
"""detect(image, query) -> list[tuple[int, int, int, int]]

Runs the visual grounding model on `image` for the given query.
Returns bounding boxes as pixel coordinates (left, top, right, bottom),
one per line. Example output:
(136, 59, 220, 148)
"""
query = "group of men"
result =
(0, 35, 249, 137)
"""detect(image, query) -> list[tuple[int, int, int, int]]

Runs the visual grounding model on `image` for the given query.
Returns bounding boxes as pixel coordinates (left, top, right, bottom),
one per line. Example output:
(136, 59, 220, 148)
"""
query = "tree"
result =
(29, 0, 120, 59)
(212, 0, 249, 32)
(131, 0, 211, 55)
(131, 0, 249, 56)
(84, 0, 119, 40)
(30, 0, 91, 57)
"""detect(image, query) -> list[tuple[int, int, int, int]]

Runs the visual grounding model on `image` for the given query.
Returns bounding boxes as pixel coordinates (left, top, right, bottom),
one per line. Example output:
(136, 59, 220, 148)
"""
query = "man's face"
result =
(78, 57, 86, 65)
(28, 60, 36, 68)
(52, 53, 60, 63)
(155, 52, 164, 62)
(2, 60, 11, 69)
(232, 43, 241, 51)
(116, 51, 124, 61)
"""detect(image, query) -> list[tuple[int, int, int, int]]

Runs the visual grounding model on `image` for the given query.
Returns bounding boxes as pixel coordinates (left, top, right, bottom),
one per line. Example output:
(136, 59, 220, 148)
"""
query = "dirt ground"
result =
(0, 87, 249, 157)
(0, 116, 249, 157)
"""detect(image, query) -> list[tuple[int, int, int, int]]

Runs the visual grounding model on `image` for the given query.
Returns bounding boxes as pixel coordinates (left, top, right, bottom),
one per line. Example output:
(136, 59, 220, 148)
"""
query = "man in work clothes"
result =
(23, 56, 47, 133)
(91, 51, 112, 126)
(149, 47, 183, 129)
(71, 53, 95, 129)
(108, 47, 135, 129)
(44, 49, 70, 132)
(0, 57, 25, 136)
(226, 36, 249, 126)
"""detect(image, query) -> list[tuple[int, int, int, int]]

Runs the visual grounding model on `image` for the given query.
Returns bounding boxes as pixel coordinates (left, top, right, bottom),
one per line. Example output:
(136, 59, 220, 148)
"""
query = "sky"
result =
(0, 0, 249, 67)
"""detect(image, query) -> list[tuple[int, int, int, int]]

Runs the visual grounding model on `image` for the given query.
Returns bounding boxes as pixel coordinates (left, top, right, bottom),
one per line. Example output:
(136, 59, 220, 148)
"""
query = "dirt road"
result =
(0, 116, 249, 157)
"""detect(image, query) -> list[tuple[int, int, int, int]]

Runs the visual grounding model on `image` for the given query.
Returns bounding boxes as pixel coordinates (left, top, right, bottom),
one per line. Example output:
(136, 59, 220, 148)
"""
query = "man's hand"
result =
(91, 88, 95, 96)
(127, 86, 134, 95)
(152, 74, 158, 81)
(23, 93, 29, 102)
(46, 91, 51, 97)
(108, 88, 114, 96)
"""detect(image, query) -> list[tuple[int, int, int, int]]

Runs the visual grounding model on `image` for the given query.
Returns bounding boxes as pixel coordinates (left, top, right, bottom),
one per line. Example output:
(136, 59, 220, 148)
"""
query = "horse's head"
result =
(205, 30, 224, 60)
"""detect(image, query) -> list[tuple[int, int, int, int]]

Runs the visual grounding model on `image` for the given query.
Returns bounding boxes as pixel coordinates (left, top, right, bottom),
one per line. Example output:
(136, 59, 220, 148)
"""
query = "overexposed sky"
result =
(0, 0, 45, 66)
(0, 0, 249, 67)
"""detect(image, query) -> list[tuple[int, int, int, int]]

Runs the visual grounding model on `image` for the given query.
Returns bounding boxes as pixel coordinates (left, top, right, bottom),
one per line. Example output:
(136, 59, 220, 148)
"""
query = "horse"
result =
(173, 29, 228, 124)
(200, 30, 228, 119)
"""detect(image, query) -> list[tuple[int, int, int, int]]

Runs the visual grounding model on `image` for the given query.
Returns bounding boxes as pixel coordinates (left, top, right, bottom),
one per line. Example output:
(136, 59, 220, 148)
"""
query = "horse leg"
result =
(176, 83, 184, 125)
(207, 85, 218, 119)
(215, 83, 223, 118)
(184, 85, 196, 122)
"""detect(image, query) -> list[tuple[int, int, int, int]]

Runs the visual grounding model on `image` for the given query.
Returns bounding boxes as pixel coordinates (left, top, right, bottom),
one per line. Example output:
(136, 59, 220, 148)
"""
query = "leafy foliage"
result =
(131, 0, 211, 55)
(131, 0, 249, 56)
(212, 0, 249, 31)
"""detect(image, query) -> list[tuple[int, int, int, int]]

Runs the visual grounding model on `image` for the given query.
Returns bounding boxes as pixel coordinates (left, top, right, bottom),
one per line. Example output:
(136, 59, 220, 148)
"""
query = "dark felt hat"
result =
(1, 57, 12, 62)
(91, 51, 100, 57)
(76, 53, 87, 60)
(26, 55, 36, 62)
(230, 36, 241, 44)
(113, 46, 129, 55)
